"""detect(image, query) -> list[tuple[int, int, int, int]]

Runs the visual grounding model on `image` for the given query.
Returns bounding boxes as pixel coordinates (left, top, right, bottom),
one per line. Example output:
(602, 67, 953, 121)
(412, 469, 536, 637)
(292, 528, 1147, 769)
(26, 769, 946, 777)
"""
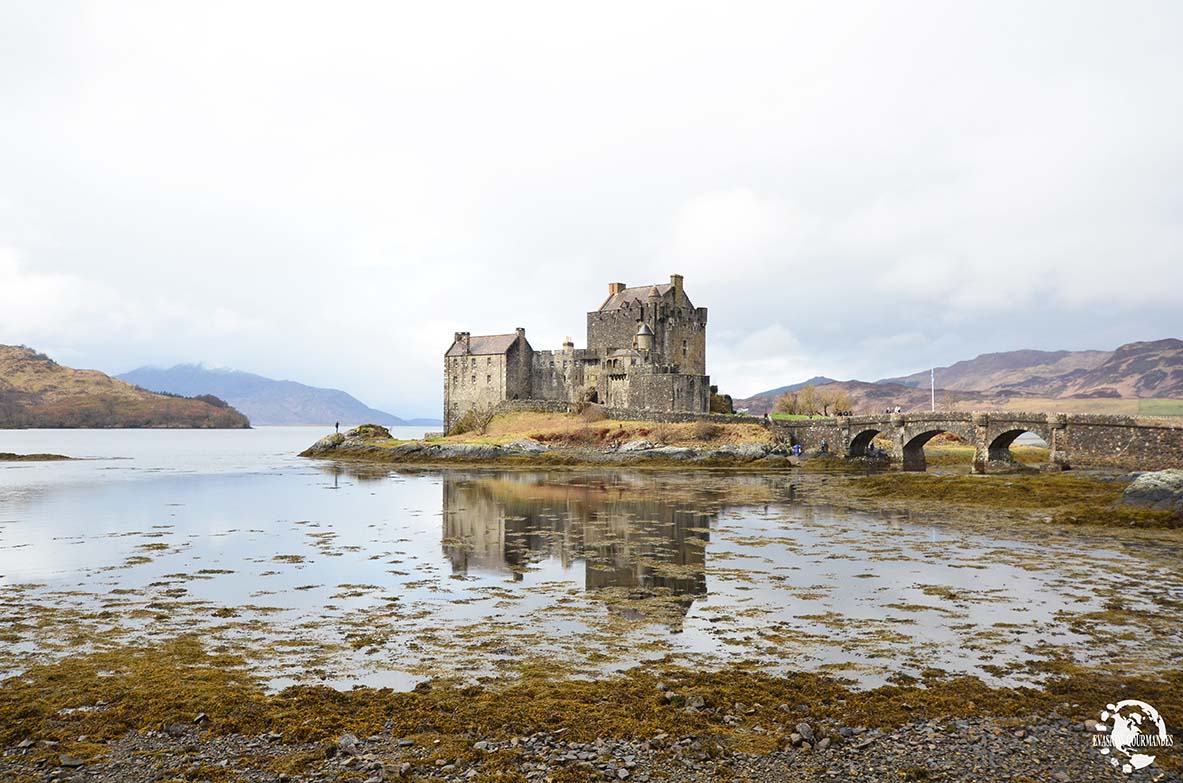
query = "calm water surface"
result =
(1, 428, 1179, 690)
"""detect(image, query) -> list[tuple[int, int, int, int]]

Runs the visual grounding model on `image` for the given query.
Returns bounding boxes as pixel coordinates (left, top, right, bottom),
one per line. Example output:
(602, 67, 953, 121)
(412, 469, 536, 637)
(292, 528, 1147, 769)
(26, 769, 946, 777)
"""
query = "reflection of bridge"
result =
(770, 412, 1183, 472)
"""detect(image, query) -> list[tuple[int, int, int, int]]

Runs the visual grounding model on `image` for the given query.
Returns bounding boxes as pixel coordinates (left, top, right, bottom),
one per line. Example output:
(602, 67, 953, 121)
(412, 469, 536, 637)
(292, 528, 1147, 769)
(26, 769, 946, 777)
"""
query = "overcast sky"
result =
(2, 2, 1181, 417)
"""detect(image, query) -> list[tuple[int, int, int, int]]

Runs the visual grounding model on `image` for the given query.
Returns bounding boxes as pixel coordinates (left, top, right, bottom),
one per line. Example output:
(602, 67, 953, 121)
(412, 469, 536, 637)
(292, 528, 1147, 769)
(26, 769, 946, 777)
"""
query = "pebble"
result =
(0, 712, 1150, 783)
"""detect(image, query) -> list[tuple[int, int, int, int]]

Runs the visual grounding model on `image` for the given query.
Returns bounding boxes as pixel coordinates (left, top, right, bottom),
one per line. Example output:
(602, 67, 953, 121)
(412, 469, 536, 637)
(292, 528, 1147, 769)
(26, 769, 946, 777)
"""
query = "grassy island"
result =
(300, 411, 796, 469)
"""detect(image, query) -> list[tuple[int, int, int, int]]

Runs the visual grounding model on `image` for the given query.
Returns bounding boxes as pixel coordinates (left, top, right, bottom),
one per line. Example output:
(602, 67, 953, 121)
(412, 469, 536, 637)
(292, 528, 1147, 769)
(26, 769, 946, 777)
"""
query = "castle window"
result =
(486, 357, 491, 365)
(471, 375, 476, 384)
(486, 374, 491, 383)
(682, 339, 688, 357)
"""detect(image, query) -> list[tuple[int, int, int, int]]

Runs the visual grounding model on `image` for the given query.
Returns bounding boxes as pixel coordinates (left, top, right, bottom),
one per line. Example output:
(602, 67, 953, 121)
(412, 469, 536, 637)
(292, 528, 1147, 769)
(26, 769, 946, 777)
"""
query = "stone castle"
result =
(444, 274, 709, 431)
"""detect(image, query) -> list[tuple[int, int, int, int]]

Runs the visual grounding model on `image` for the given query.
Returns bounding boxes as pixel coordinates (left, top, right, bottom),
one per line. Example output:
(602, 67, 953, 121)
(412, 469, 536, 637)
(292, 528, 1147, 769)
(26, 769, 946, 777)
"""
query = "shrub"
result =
(691, 420, 722, 441)
(709, 389, 734, 414)
(349, 424, 391, 439)
(580, 404, 607, 422)
(449, 406, 497, 436)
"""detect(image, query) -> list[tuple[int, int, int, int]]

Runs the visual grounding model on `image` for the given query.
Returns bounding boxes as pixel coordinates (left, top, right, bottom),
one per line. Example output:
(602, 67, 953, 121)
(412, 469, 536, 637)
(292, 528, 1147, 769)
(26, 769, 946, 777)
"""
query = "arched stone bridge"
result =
(769, 411, 1183, 472)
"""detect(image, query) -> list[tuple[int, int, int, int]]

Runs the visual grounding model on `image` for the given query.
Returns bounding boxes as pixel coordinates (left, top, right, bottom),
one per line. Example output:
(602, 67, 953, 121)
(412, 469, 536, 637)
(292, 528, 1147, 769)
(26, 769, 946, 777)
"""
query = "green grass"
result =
(1140, 399, 1183, 417)
(769, 412, 824, 420)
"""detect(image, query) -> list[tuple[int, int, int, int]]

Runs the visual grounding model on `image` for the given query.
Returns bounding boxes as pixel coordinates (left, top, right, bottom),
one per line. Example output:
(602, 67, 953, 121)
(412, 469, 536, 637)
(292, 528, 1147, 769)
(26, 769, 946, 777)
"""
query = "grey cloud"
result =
(1, 1, 1179, 412)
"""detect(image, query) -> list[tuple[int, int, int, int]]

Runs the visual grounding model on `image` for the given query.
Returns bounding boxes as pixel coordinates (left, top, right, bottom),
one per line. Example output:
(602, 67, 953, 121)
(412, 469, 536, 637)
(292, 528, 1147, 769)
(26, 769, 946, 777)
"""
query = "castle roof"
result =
(446, 333, 521, 357)
(636, 322, 655, 335)
(598, 283, 679, 312)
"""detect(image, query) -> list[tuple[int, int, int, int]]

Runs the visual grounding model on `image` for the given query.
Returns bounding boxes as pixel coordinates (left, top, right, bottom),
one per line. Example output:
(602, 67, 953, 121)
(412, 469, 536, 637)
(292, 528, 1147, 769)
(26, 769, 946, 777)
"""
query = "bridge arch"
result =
(988, 429, 1032, 461)
(848, 429, 881, 457)
(901, 429, 949, 471)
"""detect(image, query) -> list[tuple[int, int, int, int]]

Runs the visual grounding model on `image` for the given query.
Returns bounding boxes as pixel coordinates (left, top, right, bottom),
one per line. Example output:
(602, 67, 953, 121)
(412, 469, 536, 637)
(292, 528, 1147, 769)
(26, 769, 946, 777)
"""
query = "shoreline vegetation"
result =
(1, 638, 1179, 781)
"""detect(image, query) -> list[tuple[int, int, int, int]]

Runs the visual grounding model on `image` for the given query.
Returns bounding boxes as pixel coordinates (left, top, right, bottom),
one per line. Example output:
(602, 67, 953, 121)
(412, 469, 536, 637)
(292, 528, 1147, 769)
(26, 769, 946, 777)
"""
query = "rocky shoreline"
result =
(300, 429, 801, 469)
(3, 710, 1174, 782)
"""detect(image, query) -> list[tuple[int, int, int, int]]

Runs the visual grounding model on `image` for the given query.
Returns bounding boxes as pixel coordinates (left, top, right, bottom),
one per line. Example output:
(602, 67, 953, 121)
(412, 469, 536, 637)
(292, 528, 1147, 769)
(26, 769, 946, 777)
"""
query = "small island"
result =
(301, 411, 798, 469)
(0, 452, 72, 461)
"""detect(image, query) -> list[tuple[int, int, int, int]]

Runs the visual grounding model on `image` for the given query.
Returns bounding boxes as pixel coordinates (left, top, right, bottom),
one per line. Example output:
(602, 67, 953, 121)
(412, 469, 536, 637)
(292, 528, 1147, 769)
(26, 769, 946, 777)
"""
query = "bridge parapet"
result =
(768, 410, 1183, 473)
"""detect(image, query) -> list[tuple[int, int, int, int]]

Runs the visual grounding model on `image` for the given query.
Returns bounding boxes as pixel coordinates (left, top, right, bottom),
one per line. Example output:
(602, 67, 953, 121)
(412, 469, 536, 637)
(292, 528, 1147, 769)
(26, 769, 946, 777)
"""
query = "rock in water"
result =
(311, 433, 346, 451)
(504, 439, 547, 454)
(1120, 469, 1183, 513)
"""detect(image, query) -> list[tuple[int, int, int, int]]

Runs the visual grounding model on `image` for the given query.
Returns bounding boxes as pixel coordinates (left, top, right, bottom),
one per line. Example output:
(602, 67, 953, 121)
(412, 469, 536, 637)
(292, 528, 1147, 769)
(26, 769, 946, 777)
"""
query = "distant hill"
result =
(878, 349, 1112, 392)
(1054, 339, 1183, 398)
(0, 345, 249, 428)
(732, 380, 997, 415)
(117, 364, 438, 427)
(732, 339, 1182, 415)
(733, 376, 839, 408)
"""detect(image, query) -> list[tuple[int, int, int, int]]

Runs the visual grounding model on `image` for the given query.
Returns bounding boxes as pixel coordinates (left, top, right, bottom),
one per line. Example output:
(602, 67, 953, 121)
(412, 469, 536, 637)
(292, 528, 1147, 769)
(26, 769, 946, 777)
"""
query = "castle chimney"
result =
(608, 282, 626, 296)
(515, 327, 526, 338)
(670, 273, 683, 301)
(562, 336, 574, 351)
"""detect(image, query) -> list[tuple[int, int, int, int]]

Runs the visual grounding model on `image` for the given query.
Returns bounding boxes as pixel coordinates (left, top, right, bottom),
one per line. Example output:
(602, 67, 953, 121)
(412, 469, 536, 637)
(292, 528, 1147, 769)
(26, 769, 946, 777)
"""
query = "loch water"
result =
(1, 427, 1179, 690)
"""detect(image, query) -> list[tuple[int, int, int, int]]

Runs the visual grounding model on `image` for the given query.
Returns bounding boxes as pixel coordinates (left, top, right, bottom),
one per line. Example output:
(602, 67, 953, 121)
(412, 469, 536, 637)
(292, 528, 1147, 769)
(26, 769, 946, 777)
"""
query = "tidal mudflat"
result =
(1, 428, 1180, 781)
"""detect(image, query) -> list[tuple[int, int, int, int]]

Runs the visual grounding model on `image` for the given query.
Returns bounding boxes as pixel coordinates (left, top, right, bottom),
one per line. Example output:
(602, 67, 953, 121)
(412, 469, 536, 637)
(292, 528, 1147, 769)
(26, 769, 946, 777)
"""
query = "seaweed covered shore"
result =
(1, 637, 1179, 782)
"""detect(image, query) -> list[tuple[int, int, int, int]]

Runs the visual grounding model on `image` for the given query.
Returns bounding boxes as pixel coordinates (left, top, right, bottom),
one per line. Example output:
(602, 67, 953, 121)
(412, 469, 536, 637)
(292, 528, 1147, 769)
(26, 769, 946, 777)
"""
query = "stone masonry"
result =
(444, 275, 710, 431)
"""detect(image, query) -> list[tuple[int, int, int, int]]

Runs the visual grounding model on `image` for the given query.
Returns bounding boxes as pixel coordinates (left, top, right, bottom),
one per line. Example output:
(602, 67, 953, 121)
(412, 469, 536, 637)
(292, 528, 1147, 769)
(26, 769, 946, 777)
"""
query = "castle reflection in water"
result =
(441, 472, 715, 621)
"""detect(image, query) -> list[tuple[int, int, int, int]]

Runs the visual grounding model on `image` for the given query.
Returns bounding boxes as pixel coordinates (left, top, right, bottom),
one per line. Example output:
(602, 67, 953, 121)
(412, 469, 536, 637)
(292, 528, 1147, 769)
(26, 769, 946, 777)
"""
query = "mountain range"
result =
(117, 364, 440, 427)
(0, 345, 250, 428)
(733, 339, 1183, 415)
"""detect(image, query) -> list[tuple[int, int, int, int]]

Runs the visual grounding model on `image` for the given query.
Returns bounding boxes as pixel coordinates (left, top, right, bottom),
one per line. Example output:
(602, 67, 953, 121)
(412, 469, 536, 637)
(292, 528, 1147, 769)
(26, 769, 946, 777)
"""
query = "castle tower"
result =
(634, 322, 654, 352)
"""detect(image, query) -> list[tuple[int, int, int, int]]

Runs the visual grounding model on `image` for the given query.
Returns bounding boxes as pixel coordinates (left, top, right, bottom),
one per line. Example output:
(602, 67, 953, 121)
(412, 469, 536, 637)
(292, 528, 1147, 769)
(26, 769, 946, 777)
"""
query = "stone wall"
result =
(443, 333, 532, 432)
(495, 399, 575, 415)
(586, 306, 644, 357)
(530, 349, 589, 403)
(655, 306, 707, 376)
(619, 370, 710, 413)
(1058, 414, 1183, 470)
(585, 298, 707, 376)
(496, 398, 749, 424)
(444, 353, 509, 432)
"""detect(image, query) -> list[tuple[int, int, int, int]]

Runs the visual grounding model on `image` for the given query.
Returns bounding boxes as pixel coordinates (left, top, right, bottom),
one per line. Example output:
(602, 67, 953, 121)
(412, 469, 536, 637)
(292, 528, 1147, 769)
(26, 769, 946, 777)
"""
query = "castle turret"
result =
(634, 322, 655, 352)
